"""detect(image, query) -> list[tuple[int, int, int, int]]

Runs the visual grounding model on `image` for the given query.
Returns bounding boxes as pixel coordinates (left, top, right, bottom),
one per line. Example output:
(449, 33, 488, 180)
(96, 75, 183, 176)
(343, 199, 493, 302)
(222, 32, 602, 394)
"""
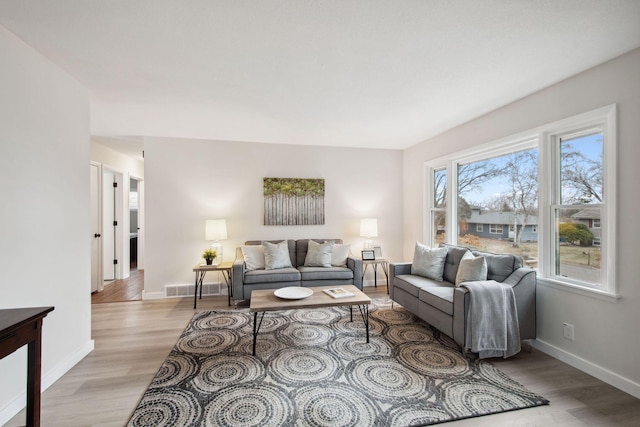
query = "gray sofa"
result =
(232, 239, 363, 301)
(389, 244, 536, 349)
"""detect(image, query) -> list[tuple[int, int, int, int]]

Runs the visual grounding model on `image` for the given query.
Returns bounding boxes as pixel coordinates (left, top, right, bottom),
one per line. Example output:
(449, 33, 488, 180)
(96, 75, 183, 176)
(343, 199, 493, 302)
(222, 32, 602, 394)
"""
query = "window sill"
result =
(537, 277, 620, 303)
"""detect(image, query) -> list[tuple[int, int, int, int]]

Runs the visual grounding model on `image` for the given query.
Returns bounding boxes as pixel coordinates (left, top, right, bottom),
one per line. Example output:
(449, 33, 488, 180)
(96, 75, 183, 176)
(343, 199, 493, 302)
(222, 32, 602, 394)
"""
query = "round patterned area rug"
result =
(128, 299, 547, 426)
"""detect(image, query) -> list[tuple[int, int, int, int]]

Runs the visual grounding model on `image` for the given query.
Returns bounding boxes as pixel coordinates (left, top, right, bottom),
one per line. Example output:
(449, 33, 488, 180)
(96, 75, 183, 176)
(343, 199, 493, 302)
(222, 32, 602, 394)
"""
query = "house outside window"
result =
(476, 224, 483, 232)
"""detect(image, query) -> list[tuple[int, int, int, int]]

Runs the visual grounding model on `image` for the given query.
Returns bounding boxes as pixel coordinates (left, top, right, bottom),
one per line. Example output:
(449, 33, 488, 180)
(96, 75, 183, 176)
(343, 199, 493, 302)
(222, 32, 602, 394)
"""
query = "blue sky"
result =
(461, 132, 602, 206)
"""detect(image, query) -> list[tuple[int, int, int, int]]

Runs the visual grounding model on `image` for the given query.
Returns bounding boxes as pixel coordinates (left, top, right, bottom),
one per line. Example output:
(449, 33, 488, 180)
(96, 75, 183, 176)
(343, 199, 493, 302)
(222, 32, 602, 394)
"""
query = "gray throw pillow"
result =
(304, 240, 334, 267)
(411, 242, 448, 281)
(455, 254, 488, 286)
(262, 241, 293, 270)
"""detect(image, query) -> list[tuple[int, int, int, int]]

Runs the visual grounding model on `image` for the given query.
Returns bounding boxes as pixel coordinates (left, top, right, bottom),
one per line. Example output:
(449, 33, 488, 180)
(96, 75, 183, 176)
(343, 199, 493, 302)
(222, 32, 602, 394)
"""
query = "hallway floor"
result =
(91, 269, 143, 303)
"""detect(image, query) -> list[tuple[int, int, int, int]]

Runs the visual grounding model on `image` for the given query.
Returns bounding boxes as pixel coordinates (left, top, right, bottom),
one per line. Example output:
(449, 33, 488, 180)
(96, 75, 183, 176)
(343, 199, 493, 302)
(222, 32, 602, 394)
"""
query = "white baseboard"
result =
(532, 339, 640, 399)
(0, 339, 94, 425)
(142, 282, 223, 300)
(141, 290, 166, 300)
(363, 279, 389, 289)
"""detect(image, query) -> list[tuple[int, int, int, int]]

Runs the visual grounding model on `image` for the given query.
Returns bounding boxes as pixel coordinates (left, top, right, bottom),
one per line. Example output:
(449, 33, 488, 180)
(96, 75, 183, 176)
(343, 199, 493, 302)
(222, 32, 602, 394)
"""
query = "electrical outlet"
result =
(563, 323, 575, 341)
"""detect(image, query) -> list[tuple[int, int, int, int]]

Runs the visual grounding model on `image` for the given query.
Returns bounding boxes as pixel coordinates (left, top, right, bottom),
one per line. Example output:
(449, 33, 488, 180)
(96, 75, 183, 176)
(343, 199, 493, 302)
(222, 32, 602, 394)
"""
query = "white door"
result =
(90, 163, 102, 292)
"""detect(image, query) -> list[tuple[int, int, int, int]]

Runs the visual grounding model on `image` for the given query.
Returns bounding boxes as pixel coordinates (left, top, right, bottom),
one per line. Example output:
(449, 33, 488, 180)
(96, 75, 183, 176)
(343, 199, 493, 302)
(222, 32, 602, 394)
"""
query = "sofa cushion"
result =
(455, 253, 488, 286)
(394, 274, 448, 298)
(243, 268, 301, 284)
(442, 245, 471, 283)
(411, 242, 447, 281)
(304, 240, 334, 267)
(472, 251, 520, 282)
(298, 266, 353, 281)
(241, 245, 265, 271)
(418, 286, 454, 315)
(263, 241, 294, 270)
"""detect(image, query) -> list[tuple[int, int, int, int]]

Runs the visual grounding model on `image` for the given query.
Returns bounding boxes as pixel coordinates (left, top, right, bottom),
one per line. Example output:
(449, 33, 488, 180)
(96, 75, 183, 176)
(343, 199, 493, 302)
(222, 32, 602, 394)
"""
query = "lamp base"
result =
(211, 242, 223, 266)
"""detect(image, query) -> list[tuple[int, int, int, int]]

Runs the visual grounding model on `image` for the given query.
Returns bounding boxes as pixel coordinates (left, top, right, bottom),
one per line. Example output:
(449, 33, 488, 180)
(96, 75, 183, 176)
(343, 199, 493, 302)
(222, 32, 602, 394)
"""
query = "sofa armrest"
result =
(389, 262, 412, 299)
(390, 262, 412, 276)
(347, 257, 363, 289)
(502, 267, 537, 340)
(231, 248, 246, 301)
(502, 267, 536, 288)
(452, 267, 537, 346)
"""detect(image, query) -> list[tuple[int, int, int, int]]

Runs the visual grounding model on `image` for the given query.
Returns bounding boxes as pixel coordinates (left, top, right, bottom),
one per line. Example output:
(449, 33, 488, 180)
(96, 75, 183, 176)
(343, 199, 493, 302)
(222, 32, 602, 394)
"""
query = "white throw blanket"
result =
(462, 280, 521, 359)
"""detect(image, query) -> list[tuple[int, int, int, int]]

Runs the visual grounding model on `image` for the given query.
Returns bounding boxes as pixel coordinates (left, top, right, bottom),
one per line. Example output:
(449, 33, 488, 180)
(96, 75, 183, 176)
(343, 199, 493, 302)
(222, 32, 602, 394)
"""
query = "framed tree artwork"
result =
(263, 178, 325, 225)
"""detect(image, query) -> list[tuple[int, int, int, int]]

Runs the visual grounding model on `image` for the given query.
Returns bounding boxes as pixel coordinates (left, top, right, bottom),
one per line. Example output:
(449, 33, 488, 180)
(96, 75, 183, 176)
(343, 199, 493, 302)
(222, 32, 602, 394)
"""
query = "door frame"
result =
(90, 161, 103, 292)
(131, 176, 145, 271)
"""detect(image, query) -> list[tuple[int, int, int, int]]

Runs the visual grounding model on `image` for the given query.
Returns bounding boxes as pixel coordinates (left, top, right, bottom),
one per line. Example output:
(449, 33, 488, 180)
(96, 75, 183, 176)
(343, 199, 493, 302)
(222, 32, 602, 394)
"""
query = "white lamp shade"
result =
(205, 219, 228, 240)
(360, 218, 378, 238)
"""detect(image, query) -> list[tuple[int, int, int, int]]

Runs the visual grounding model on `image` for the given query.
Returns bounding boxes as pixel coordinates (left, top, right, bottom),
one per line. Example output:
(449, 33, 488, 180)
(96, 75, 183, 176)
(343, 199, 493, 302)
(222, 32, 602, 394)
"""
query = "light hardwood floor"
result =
(91, 269, 144, 304)
(6, 287, 640, 426)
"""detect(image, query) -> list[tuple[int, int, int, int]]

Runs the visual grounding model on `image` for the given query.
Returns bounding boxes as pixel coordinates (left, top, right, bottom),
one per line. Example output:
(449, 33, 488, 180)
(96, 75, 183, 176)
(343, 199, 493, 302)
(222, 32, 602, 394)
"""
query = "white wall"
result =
(91, 140, 144, 179)
(143, 137, 403, 297)
(403, 48, 640, 397)
(0, 25, 93, 423)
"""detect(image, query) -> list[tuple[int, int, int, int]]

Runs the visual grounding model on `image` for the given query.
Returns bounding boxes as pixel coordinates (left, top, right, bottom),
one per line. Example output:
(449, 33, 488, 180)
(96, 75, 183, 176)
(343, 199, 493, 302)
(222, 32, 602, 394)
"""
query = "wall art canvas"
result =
(264, 178, 325, 225)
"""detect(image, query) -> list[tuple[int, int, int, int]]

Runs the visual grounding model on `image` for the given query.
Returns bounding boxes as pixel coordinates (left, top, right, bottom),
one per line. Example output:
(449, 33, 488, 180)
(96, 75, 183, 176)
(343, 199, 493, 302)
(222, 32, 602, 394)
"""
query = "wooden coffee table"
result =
(249, 285, 371, 355)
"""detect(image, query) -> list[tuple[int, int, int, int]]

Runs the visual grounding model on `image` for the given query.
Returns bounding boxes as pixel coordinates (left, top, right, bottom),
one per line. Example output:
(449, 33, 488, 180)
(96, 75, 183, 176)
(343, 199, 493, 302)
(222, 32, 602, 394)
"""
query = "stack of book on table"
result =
(323, 287, 355, 299)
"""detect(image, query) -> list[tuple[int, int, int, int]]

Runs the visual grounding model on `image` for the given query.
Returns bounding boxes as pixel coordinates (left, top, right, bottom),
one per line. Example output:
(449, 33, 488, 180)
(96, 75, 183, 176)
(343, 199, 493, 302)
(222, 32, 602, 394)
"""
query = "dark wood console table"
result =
(0, 306, 54, 427)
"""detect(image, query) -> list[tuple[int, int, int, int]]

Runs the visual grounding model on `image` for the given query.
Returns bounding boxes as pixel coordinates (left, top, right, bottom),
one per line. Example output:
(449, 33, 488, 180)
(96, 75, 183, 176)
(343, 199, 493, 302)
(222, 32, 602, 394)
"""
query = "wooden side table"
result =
(0, 306, 54, 427)
(362, 259, 390, 293)
(192, 262, 233, 308)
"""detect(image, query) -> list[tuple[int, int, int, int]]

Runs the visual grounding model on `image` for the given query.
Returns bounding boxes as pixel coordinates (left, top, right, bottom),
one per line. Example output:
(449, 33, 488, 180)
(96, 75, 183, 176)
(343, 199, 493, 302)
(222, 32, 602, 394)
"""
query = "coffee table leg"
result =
(365, 304, 369, 343)
(252, 312, 265, 356)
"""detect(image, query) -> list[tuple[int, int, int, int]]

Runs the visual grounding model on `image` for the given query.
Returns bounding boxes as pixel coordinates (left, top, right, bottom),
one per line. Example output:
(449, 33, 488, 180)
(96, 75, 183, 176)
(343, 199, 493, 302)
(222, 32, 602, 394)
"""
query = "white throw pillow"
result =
(262, 241, 293, 270)
(411, 242, 448, 281)
(241, 245, 265, 271)
(304, 240, 334, 267)
(455, 254, 488, 286)
(331, 243, 351, 267)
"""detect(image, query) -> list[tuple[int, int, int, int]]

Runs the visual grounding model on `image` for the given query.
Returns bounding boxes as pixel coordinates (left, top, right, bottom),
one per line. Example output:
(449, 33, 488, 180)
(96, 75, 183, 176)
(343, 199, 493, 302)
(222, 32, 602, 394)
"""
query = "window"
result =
(428, 168, 447, 247)
(425, 105, 617, 297)
(455, 146, 538, 253)
(548, 125, 609, 291)
(489, 224, 503, 234)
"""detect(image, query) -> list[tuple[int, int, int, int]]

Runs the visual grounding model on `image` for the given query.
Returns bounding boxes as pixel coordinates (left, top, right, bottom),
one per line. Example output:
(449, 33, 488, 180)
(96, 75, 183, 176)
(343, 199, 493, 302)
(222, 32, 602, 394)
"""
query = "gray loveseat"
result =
(232, 239, 363, 301)
(389, 244, 536, 349)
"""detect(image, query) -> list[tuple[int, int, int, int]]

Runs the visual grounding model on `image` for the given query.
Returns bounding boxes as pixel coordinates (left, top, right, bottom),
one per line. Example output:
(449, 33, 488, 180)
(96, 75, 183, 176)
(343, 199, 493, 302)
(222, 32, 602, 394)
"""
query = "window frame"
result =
(424, 104, 618, 300)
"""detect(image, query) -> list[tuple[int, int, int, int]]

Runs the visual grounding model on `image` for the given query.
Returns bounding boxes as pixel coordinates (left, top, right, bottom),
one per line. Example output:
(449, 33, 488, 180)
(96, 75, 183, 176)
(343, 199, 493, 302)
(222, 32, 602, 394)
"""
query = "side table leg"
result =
(193, 271, 206, 309)
(193, 272, 199, 309)
(374, 264, 378, 288)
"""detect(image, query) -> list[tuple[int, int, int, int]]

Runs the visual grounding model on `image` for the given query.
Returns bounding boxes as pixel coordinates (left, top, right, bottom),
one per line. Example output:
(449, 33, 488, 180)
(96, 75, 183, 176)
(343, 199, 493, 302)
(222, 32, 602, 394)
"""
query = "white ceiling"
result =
(2, 1, 640, 152)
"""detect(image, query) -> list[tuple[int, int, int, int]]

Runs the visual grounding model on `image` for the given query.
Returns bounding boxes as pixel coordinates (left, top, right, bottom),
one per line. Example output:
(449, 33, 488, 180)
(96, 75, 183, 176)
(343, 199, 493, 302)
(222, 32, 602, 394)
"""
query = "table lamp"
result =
(360, 218, 378, 250)
(205, 219, 227, 266)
